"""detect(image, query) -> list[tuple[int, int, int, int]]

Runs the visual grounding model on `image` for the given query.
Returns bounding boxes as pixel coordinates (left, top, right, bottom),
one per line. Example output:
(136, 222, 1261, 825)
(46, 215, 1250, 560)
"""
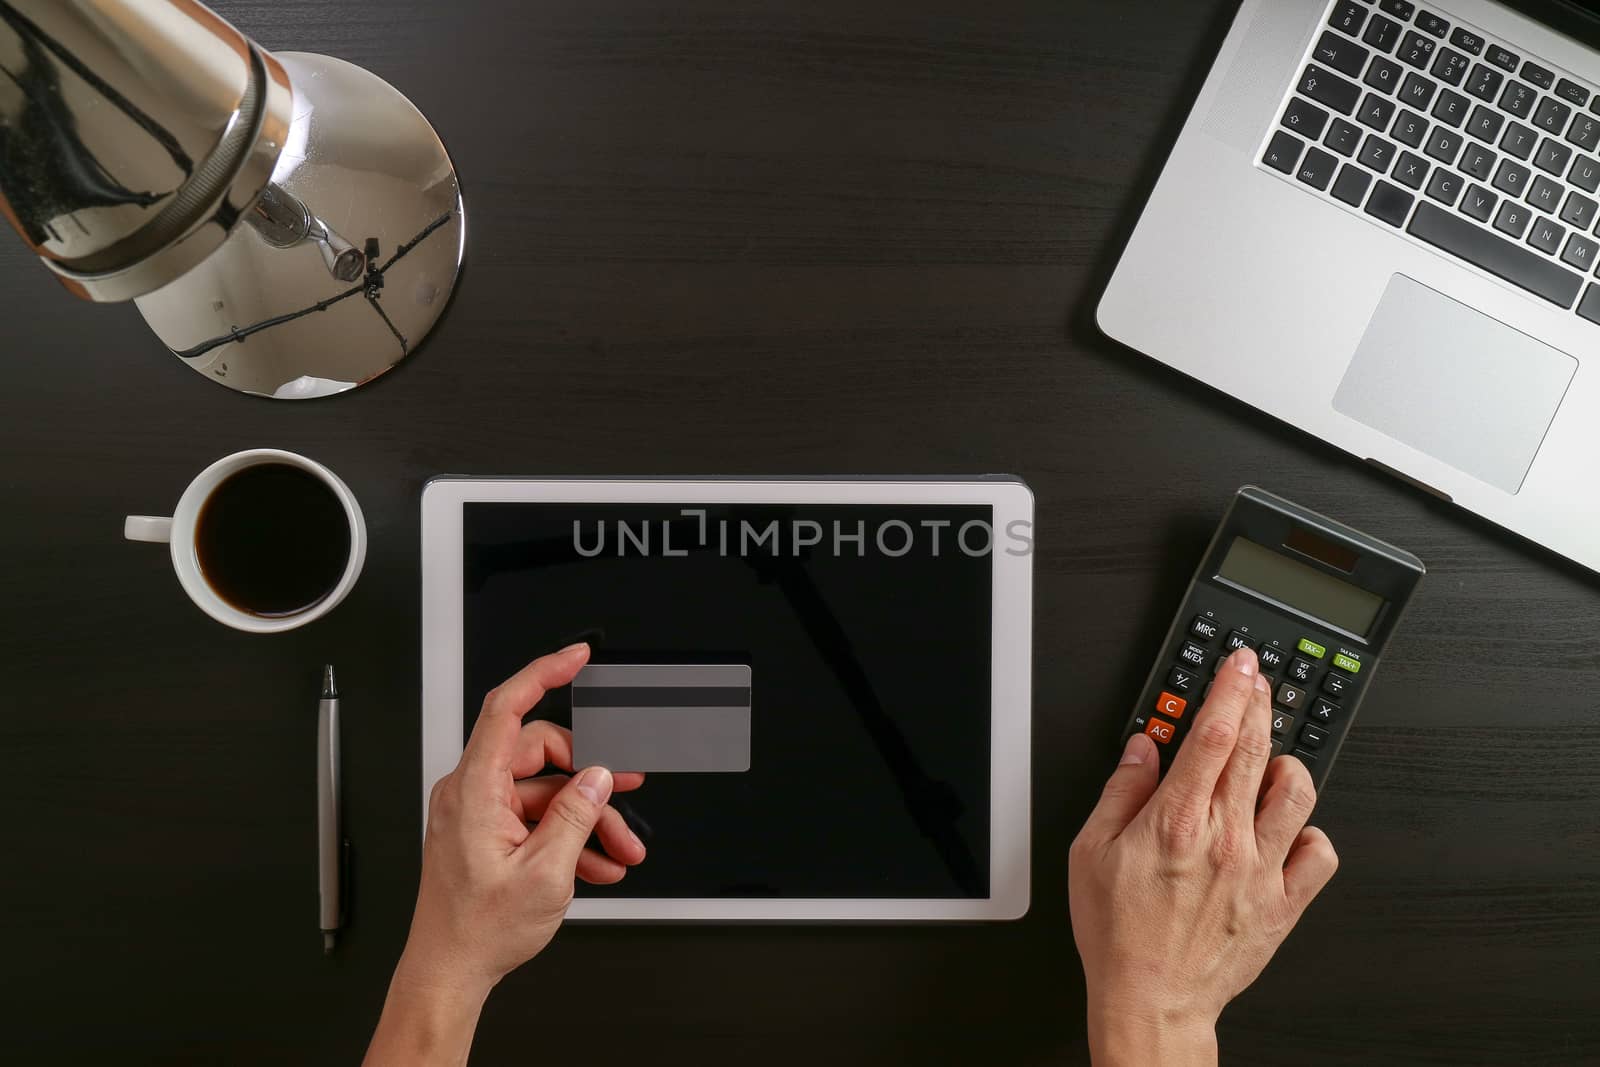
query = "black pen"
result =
(317, 665, 344, 953)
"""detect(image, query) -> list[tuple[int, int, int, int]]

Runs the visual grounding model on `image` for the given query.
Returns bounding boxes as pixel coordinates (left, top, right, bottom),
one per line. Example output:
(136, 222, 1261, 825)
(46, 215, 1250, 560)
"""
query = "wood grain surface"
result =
(2, 1, 1597, 1062)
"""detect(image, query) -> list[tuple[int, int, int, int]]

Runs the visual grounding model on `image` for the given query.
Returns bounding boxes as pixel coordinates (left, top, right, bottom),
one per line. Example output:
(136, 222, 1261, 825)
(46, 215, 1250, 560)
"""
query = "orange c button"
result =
(1155, 691, 1188, 719)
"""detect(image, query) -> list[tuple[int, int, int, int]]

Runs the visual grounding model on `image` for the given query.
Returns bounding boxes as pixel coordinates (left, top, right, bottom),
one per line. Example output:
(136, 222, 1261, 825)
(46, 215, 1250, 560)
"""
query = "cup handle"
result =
(124, 516, 174, 544)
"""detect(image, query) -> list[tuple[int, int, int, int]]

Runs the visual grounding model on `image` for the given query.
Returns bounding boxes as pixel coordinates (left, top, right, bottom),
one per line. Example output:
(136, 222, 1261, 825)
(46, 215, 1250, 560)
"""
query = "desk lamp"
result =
(0, 0, 464, 398)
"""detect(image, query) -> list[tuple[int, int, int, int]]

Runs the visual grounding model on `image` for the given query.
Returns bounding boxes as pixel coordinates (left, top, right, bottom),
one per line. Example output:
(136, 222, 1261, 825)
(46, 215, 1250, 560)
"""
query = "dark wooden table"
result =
(5, 0, 1599, 1062)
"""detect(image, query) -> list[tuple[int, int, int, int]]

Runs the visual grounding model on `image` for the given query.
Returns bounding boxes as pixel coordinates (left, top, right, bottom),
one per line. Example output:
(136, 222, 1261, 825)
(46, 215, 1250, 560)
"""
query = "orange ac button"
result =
(1145, 718, 1177, 745)
(1154, 691, 1188, 720)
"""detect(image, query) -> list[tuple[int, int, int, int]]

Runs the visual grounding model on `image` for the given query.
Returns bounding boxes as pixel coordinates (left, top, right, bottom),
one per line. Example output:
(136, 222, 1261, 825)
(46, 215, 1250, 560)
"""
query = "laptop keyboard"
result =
(1261, 0, 1600, 324)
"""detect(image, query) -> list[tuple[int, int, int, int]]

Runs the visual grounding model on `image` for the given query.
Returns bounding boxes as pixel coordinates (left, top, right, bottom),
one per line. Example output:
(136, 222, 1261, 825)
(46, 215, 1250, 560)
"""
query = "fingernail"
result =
(559, 641, 589, 656)
(1119, 733, 1149, 766)
(576, 765, 612, 806)
(1254, 672, 1270, 693)
(629, 830, 645, 852)
(1232, 648, 1258, 677)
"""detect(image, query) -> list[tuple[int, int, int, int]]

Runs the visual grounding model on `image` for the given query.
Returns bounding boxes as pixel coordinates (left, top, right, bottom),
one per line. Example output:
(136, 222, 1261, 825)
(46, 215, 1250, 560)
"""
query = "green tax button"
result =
(1296, 638, 1327, 659)
(1332, 652, 1362, 674)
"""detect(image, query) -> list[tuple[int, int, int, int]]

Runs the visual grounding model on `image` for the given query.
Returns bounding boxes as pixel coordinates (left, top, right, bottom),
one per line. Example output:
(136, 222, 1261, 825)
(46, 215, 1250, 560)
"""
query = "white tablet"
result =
(421, 477, 1033, 922)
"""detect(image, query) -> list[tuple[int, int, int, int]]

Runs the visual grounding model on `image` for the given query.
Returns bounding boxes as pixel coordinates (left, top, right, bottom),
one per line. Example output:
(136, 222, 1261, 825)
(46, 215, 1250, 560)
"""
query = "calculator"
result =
(1125, 487, 1425, 790)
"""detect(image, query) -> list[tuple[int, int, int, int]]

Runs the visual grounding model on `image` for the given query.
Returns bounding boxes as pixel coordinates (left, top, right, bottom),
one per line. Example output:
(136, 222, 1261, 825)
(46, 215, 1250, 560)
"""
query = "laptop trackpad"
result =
(1332, 274, 1577, 494)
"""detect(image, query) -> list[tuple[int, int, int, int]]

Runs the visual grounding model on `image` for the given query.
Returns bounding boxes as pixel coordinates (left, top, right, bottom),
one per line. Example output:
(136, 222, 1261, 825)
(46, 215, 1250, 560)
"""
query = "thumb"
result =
(523, 766, 614, 873)
(1078, 733, 1161, 845)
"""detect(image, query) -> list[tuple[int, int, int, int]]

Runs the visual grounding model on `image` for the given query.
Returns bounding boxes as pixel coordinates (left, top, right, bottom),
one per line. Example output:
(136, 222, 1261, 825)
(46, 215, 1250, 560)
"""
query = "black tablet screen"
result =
(462, 502, 998, 899)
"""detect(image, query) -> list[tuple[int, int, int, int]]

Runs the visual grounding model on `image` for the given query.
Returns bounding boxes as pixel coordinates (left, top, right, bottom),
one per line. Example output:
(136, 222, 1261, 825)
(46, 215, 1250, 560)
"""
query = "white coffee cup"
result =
(124, 449, 367, 633)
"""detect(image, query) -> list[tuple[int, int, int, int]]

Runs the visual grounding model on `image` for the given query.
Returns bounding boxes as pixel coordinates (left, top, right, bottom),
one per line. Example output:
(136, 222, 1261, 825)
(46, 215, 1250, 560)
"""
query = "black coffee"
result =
(196, 463, 352, 617)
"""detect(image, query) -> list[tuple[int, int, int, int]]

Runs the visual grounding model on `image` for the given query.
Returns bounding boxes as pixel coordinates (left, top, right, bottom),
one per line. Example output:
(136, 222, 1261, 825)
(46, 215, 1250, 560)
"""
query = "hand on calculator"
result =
(1069, 648, 1339, 1067)
(365, 643, 648, 1066)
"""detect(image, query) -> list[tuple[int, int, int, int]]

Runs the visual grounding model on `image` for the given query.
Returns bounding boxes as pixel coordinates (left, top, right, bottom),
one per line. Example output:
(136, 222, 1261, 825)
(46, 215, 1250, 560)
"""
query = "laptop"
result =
(1100, 0, 1600, 573)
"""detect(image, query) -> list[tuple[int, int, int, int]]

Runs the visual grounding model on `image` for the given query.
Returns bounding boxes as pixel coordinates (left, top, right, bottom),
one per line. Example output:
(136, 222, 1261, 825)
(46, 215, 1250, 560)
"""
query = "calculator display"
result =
(1216, 537, 1385, 637)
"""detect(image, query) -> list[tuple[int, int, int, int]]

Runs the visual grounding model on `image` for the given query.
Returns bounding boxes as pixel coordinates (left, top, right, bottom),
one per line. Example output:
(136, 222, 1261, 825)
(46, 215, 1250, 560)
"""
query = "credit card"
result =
(571, 664, 752, 773)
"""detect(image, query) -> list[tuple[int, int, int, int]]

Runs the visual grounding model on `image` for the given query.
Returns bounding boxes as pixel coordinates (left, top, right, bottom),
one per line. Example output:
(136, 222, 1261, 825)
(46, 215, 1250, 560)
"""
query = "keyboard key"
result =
(1460, 183, 1498, 222)
(1492, 158, 1530, 197)
(1432, 88, 1470, 127)
(1493, 199, 1531, 238)
(1168, 665, 1200, 694)
(1189, 615, 1221, 641)
(1288, 657, 1318, 685)
(1146, 717, 1178, 745)
(1333, 163, 1374, 206)
(1315, 30, 1372, 79)
(1429, 170, 1470, 214)
(1399, 31, 1437, 70)
(1570, 154, 1600, 193)
(1561, 191, 1598, 230)
(1323, 672, 1357, 699)
(1562, 232, 1599, 271)
(1366, 55, 1404, 94)
(1330, 0, 1369, 37)
(1224, 630, 1257, 653)
(1450, 27, 1484, 56)
(1326, 117, 1364, 157)
(1410, 201, 1583, 305)
(1465, 63, 1505, 102)
(1579, 284, 1600, 325)
(1299, 723, 1330, 750)
(1400, 72, 1437, 110)
(1292, 747, 1320, 769)
(1522, 62, 1556, 91)
(1284, 97, 1331, 140)
(1466, 105, 1504, 144)
(1393, 108, 1430, 147)
(1535, 138, 1574, 176)
(1501, 121, 1538, 160)
(1416, 11, 1449, 37)
(1263, 130, 1304, 174)
(1276, 682, 1308, 710)
(1501, 80, 1537, 119)
(1271, 709, 1294, 737)
(1359, 133, 1398, 173)
(1364, 13, 1404, 54)
(1527, 175, 1563, 211)
(1365, 180, 1415, 226)
(1431, 47, 1470, 87)
(1569, 114, 1600, 152)
(1487, 45, 1521, 73)
(1425, 126, 1463, 165)
(1178, 641, 1209, 669)
(1256, 645, 1288, 674)
(1556, 78, 1591, 108)
(1298, 146, 1339, 190)
(1414, 199, 1587, 303)
(1308, 697, 1341, 725)
(1528, 216, 1566, 255)
(1359, 92, 1399, 130)
(1300, 65, 1362, 115)
(1460, 142, 1496, 180)
(1394, 150, 1431, 188)
(1534, 97, 1573, 135)
(1380, 0, 1416, 20)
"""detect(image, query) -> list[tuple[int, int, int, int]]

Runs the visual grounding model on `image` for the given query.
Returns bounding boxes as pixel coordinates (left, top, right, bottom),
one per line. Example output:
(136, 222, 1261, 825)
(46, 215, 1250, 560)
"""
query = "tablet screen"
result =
(462, 502, 999, 899)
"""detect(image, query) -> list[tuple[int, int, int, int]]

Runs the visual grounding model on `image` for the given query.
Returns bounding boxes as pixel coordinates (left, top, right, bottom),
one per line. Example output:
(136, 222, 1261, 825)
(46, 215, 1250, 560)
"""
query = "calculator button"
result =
(1298, 724, 1330, 750)
(1332, 651, 1363, 673)
(1213, 656, 1229, 676)
(1287, 657, 1318, 685)
(1256, 645, 1288, 673)
(1145, 718, 1178, 745)
(1179, 642, 1209, 669)
(1271, 738, 1285, 757)
(1167, 666, 1199, 694)
(1322, 671, 1356, 698)
(1155, 691, 1189, 720)
(1189, 615, 1222, 641)
(1296, 637, 1328, 658)
(1271, 709, 1294, 737)
(1292, 748, 1320, 769)
(1309, 697, 1341, 724)
(1276, 682, 1308, 710)
(1224, 631, 1257, 652)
